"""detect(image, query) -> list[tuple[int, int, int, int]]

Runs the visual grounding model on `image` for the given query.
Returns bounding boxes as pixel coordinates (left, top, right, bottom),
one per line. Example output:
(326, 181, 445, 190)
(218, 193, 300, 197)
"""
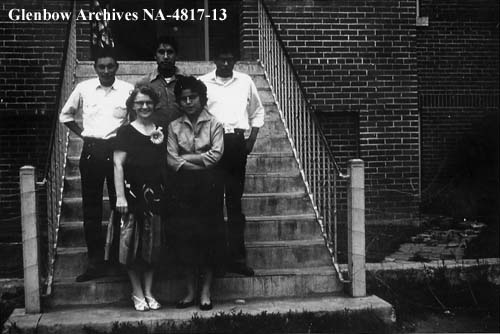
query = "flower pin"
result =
(150, 126, 164, 145)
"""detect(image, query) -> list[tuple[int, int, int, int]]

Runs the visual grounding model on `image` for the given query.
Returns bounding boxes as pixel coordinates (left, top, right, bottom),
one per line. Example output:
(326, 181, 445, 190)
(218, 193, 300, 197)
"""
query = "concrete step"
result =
(76, 61, 265, 79)
(11, 295, 394, 334)
(54, 237, 330, 279)
(64, 168, 303, 197)
(78, 72, 270, 90)
(66, 132, 290, 160)
(49, 266, 342, 307)
(61, 191, 313, 221)
(58, 214, 320, 248)
(65, 152, 299, 179)
(59, 213, 320, 248)
(245, 152, 298, 173)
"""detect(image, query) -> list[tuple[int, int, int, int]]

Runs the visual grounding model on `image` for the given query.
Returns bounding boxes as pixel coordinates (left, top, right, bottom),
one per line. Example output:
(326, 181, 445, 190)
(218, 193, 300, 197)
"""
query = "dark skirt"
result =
(168, 169, 225, 269)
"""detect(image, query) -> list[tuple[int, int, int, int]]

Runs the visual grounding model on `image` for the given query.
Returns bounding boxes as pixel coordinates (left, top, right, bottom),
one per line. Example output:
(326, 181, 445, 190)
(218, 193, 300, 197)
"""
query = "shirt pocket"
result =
(83, 102, 100, 118)
(177, 132, 193, 154)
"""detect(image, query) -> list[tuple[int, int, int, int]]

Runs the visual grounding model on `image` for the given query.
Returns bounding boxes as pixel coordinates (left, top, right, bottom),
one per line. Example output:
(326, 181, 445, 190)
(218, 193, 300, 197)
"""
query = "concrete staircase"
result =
(47, 61, 344, 307)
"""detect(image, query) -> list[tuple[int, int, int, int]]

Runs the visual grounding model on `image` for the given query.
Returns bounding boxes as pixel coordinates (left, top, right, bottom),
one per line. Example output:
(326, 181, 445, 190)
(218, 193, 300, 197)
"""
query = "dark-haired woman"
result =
(167, 75, 224, 311)
(114, 84, 166, 311)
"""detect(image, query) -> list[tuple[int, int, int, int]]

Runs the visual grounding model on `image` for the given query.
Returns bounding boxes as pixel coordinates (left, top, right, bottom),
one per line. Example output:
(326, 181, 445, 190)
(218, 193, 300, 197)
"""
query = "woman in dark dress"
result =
(167, 76, 224, 311)
(114, 84, 165, 311)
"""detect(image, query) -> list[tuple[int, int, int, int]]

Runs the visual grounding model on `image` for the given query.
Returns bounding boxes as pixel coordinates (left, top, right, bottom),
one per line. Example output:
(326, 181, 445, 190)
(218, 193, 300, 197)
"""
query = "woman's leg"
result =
(200, 266, 213, 305)
(143, 269, 154, 297)
(180, 270, 196, 303)
(128, 269, 144, 298)
(143, 269, 161, 309)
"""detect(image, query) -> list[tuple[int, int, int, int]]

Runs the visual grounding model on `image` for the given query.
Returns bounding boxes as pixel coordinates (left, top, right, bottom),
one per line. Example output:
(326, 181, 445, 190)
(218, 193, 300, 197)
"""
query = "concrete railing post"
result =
(347, 159, 366, 297)
(19, 166, 41, 314)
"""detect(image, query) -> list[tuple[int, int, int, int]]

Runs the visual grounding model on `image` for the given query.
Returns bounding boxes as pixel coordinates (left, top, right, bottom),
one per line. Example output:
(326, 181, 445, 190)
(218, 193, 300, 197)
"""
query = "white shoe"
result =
(132, 295, 150, 311)
(145, 295, 161, 310)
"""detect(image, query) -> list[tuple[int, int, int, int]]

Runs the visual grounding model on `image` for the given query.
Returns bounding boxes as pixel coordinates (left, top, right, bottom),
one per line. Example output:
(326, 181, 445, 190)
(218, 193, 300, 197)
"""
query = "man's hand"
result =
(63, 121, 84, 138)
(245, 137, 256, 154)
(115, 196, 128, 215)
(245, 127, 260, 154)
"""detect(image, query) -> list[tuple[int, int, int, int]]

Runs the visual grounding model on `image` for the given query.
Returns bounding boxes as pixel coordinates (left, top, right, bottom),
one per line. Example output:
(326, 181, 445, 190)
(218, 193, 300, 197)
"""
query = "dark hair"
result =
(174, 75, 208, 107)
(213, 46, 238, 61)
(92, 47, 118, 64)
(155, 35, 179, 54)
(126, 84, 160, 120)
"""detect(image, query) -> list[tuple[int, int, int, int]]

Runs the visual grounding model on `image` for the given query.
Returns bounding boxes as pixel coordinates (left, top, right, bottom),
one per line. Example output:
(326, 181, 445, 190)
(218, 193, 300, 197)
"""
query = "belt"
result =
(224, 128, 245, 135)
(83, 137, 113, 143)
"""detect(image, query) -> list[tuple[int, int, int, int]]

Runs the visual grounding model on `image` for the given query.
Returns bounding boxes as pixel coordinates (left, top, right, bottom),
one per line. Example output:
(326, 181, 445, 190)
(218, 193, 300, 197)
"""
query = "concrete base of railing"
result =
(20, 166, 41, 314)
(347, 159, 366, 297)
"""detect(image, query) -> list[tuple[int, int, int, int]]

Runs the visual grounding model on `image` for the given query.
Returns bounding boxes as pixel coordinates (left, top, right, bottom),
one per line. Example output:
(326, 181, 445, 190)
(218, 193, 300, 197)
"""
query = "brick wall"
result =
(76, 3, 91, 61)
(0, 0, 72, 258)
(417, 0, 499, 217)
(243, 0, 420, 223)
(240, 0, 259, 60)
(316, 111, 359, 221)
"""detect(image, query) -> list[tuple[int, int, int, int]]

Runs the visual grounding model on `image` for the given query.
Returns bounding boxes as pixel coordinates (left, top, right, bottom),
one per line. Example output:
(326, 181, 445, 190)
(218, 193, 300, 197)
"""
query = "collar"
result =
(95, 78, 119, 91)
(180, 107, 212, 127)
(205, 70, 238, 86)
(148, 67, 180, 83)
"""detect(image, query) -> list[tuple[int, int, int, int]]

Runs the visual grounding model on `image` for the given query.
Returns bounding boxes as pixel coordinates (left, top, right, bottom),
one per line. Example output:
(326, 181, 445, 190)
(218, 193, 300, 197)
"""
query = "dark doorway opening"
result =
(109, 0, 240, 61)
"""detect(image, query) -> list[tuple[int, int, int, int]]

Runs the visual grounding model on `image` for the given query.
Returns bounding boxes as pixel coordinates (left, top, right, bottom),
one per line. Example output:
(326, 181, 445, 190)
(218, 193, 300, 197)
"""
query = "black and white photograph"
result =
(1, 0, 498, 333)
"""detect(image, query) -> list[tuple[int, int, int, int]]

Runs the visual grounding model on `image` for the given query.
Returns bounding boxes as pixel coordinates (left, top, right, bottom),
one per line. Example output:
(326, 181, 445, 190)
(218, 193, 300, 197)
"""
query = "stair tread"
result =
(62, 191, 307, 202)
(67, 151, 294, 160)
(53, 265, 337, 285)
(65, 171, 300, 181)
(247, 239, 325, 247)
(58, 236, 325, 254)
(61, 213, 317, 227)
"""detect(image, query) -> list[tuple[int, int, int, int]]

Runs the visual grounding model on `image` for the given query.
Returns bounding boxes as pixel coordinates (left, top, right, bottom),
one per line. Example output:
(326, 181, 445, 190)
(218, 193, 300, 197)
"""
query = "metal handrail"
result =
(44, 0, 77, 295)
(257, 0, 349, 282)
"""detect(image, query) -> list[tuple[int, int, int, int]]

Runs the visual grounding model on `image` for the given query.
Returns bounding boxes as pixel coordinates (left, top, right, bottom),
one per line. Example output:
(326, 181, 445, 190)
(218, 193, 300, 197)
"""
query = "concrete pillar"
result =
(347, 159, 366, 297)
(19, 166, 41, 314)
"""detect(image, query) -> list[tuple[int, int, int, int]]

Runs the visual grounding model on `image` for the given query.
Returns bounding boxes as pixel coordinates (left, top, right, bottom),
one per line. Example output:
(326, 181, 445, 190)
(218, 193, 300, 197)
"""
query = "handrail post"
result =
(20, 166, 41, 314)
(347, 159, 366, 297)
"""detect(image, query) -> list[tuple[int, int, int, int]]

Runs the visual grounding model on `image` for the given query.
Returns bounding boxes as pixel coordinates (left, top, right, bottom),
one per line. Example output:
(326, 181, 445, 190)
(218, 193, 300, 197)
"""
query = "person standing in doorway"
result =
(199, 50, 265, 277)
(59, 47, 133, 282)
(138, 36, 182, 129)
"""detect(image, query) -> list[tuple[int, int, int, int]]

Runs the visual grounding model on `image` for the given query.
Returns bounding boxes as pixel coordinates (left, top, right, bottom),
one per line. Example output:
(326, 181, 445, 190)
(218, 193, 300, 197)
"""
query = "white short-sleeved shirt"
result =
(59, 78, 133, 139)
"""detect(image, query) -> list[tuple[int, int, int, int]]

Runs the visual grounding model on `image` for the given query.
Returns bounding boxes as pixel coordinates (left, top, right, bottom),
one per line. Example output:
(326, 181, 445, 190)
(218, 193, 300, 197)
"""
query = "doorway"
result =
(109, 0, 240, 61)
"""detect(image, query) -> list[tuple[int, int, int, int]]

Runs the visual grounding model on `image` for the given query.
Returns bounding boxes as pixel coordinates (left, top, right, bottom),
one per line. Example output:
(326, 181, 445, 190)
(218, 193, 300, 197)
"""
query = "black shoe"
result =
(176, 299, 196, 309)
(200, 301, 213, 311)
(227, 263, 254, 277)
(75, 268, 105, 282)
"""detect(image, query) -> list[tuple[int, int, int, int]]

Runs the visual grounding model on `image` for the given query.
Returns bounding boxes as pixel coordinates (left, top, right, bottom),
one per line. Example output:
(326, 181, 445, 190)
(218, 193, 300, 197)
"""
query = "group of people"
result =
(59, 36, 264, 311)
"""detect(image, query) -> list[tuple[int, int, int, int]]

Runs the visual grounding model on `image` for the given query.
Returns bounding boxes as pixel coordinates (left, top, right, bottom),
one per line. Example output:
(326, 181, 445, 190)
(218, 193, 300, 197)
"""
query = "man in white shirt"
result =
(200, 50, 264, 277)
(59, 47, 133, 282)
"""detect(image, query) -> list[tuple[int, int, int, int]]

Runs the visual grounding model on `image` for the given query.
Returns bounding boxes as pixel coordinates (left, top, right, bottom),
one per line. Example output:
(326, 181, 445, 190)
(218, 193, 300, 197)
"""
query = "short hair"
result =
(92, 47, 118, 64)
(213, 46, 238, 61)
(155, 35, 179, 54)
(174, 75, 208, 108)
(126, 84, 160, 120)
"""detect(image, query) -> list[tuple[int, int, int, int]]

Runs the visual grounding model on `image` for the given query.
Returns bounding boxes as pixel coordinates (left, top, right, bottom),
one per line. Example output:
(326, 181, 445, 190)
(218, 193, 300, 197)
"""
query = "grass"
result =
(368, 265, 500, 332)
(82, 309, 389, 334)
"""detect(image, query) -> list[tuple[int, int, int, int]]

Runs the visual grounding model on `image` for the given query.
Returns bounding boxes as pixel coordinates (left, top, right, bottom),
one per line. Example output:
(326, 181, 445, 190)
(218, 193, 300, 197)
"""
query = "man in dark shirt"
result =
(138, 36, 182, 129)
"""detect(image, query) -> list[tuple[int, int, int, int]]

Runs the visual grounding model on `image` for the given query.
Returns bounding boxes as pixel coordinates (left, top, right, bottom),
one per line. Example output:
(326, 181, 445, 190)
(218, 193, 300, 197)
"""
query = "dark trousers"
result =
(79, 138, 117, 267)
(220, 133, 248, 264)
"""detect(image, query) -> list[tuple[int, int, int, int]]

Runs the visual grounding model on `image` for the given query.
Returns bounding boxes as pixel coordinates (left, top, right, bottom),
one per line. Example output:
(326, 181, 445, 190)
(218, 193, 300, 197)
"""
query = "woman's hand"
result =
(116, 196, 128, 215)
